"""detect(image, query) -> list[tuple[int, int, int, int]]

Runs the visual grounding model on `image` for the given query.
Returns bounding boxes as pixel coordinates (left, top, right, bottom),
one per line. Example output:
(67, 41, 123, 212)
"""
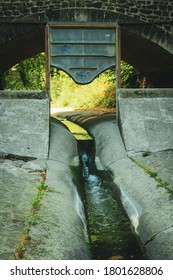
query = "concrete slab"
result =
(23, 119, 90, 259)
(0, 157, 42, 259)
(0, 91, 49, 159)
(132, 150, 173, 189)
(1, 107, 172, 260)
(25, 160, 89, 260)
(118, 89, 173, 153)
(146, 227, 173, 260)
(88, 120, 127, 168)
(49, 118, 79, 166)
(0, 118, 90, 260)
(79, 111, 173, 260)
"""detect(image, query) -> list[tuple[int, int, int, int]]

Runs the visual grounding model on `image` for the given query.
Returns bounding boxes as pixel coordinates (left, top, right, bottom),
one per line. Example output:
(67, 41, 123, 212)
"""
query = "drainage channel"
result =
(55, 116, 146, 260)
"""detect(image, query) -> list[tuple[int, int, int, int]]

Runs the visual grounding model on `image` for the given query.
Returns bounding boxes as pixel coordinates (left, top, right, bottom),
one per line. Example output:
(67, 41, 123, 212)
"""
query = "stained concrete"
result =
(84, 114, 173, 260)
(25, 118, 90, 259)
(0, 157, 44, 259)
(0, 90, 49, 159)
(0, 118, 90, 260)
(1, 106, 173, 260)
(118, 89, 173, 154)
(56, 109, 173, 259)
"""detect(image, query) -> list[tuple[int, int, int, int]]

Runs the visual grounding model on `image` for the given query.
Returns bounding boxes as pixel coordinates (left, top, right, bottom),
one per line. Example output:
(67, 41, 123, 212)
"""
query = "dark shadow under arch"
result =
(0, 8, 173, 87)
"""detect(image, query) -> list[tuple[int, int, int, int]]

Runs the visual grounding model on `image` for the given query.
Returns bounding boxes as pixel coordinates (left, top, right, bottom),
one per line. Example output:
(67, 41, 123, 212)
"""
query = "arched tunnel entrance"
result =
(1, 22, 173, 87)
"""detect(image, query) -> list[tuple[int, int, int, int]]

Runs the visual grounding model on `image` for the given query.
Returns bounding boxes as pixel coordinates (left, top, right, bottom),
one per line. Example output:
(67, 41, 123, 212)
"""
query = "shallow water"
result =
(81, 149, 146, 260)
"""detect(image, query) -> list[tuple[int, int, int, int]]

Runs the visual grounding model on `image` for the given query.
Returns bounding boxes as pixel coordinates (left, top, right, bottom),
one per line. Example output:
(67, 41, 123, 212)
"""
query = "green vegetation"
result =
(3, 53, 46, 90)
(14, 228, 31, 260)
(142, 150, 152, 157)
(2, 53, 140, 109)
(156, 177, 173, 197)
(32, 182, 48, 210)
(50, 68, 116, 108)
(130, 157, 173, 197)
(129, 157, 158, 178)
(13, 181, 49, 260)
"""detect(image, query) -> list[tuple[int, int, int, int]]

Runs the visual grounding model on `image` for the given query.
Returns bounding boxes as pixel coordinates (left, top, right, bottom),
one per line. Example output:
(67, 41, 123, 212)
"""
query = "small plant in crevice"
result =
(129, 157, 158, 178)
(13, 180, 49, 259)
(129, 157, 173, 198)
(27, 214, 41, 226)
(142, 150, 151, 157)
(32, 194, 42, 209)
(32, 182, 49, 209)
(144, 234, 156, 246)
(13, 228, 31, 260)
(38, 181, 49, 191)
(147, 169, 158, 179)
(156, 177, 173, 198)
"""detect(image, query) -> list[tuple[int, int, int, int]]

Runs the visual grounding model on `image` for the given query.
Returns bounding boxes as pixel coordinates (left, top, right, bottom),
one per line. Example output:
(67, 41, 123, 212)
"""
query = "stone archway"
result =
(0, 8, 173, 87)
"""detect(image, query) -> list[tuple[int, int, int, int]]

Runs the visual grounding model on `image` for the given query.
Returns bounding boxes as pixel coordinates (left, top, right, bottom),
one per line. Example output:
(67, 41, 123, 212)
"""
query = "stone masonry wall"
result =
(0, 0, 172, 24)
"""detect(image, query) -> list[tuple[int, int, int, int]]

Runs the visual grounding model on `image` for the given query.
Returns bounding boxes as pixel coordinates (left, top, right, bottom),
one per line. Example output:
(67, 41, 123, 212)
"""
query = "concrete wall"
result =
(0, 90, 49, 159)
(118, 89, 173, 154)
(85, 113, 173, 259)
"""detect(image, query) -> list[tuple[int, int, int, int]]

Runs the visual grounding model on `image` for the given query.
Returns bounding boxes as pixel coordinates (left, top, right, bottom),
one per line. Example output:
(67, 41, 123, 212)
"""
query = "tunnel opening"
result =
(1, 22, 173, 88)
(50, 67, 116, 110)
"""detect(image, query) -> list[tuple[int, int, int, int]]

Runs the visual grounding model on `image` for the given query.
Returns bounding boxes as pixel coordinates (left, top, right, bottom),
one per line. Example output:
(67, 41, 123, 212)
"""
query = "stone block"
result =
(118, 89, 173, 153)
(0, 91, 49, 159)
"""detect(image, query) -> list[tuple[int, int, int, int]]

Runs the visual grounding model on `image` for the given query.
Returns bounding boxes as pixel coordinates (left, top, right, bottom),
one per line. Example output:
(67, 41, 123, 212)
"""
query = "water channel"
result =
(77, 141, 146, 260)
(55, 116, 146, 260)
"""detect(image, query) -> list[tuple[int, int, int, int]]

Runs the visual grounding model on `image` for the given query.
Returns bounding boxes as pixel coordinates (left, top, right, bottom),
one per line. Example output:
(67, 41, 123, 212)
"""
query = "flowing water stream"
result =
(55, 116, 146, 260)
(78, 142, 146, 260)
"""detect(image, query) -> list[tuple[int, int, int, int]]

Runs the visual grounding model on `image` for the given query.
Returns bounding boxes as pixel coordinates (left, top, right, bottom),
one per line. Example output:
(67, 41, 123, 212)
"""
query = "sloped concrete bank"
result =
(0, 118, 90, 260)
(0, 155, 45, 259)
(85, 117, 173, 260)
(25, 118, 90, 259)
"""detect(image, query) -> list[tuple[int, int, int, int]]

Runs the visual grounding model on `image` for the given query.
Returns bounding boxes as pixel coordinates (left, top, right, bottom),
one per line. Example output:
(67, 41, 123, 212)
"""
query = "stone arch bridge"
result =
(0, 0, 173, 87)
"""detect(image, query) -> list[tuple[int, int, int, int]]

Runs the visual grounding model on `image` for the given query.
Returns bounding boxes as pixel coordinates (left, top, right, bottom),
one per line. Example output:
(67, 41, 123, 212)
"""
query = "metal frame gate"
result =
(45, 23, 121, 118)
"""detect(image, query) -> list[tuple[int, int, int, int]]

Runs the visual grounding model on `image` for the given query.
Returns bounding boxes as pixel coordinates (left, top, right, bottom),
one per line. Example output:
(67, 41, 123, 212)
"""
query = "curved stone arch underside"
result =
(0, 8, 173, 87)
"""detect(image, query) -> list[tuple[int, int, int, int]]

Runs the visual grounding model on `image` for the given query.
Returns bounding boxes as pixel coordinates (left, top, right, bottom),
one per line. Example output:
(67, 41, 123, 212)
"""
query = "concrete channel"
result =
(54, 109, 173, 260)
(0, 107, 173, 259)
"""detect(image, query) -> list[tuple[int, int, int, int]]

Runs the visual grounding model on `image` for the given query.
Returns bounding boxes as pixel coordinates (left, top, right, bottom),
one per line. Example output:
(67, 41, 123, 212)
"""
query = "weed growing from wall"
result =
(129, 157, 173, 198)
(13, 181, 49, 259)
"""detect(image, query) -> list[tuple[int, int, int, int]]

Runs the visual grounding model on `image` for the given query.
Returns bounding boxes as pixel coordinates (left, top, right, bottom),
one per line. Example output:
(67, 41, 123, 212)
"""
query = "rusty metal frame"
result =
(45, 23, 121, 120)
(47, 22, 118, 28)
(45, 25, 50, 90)
(116, 25, 121, 125)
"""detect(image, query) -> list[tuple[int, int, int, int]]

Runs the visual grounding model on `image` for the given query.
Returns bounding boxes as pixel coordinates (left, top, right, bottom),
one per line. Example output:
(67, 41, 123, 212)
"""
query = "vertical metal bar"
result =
(45, 25, 50, 91)
(116, 25, 121, 125)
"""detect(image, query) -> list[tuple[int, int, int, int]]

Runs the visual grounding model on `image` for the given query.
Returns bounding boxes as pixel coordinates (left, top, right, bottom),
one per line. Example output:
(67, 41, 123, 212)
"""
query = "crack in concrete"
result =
(144, 224, 173, 246)
(47, 158, 72, 168)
